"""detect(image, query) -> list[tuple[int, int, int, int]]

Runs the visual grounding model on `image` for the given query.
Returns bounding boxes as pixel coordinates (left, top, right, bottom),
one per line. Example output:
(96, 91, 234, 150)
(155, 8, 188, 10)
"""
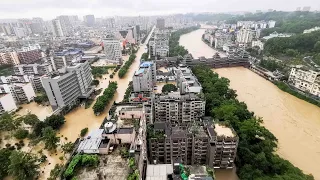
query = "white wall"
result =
(0, 94, 17, 112)
(22, 83, 36, 101)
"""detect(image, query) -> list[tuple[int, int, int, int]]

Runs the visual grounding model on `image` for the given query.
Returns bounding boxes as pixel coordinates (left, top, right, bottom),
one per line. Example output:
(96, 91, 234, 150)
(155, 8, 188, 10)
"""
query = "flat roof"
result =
(77, 129, 104, 152)
(140, 61, 153, 68)
(134, 68, 146, 76)
(146, 164, 173, 180)
(215, 124, 235, 137)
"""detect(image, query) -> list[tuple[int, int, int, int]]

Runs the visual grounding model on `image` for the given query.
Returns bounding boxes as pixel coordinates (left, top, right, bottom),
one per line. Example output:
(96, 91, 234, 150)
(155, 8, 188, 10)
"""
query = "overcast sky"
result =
(0, 0, 319, 20)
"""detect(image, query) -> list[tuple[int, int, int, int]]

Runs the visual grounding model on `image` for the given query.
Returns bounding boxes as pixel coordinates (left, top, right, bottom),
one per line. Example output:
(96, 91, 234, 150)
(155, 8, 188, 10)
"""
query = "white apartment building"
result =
(13, 27, 27, 38)
(176, 65, 202, 94)
(41, 61, 93, 110)
(252, 40, 264, 50)
(236, 28, 255, 44)
(102, 38, 122, 63)
(132, 61, 156, 92)
(13, 63, 53, 75)
(0, 93, 17, 114)
(268, 20, 276, 28)
(0, 75, 43, 93)
(289, 68, 320, 97)
(0, 83, 36, 104)
(21, 44, 41, 51)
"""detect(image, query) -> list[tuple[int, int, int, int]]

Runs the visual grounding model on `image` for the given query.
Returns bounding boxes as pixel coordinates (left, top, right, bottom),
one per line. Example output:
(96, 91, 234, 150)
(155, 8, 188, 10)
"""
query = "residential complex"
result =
(0, 83, 36, 104)
(289, 67, 320, 97)
(236, 28, 255, 44)
(0, 50, 20, 65)
(13, 63, 53, 75)
(149, 29, 170, 58)
(47, 49, 82, 71)
(154, 92, 205, 126)
(102, 37, 122, 63)
(17, 48, 42, 64)
(51, 19, 65, 37)
(41, 61, 93, 110)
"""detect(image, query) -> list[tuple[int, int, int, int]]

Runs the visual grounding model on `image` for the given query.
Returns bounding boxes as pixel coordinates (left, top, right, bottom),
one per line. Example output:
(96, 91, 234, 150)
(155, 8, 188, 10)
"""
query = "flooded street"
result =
(13, 26, 155, 179)
(180, 28, 320, 179)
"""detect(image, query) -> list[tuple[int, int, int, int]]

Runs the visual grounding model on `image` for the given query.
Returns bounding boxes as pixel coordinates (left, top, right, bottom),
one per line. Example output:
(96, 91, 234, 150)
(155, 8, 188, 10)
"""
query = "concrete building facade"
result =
(102, 38, 122, 63)
(0, 93, 17, 114)
(176, 65, 202, 94)
(133, 61, 156, 92)
(0, 51, 20, 65)
(149, 30, 170, 58)
(289, 68, 320, 97)
(236, 28, 255, 44)
(41, 61, 93, 110)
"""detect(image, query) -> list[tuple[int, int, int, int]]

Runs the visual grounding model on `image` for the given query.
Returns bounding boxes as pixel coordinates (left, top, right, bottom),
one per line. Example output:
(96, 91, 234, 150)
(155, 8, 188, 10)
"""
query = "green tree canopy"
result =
(44, 115, 65, 130)
(42, 127, 60, 151)
(8, 151, 39, 180)
(162, 84, 178, 93)
(22, 114, 40, 127)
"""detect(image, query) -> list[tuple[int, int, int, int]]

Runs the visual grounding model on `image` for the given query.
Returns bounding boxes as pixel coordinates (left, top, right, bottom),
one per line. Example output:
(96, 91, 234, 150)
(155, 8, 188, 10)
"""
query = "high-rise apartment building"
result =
(102, 38, 122, 63)
(133, 61, 156, 92)
(154, 92, 205, 126)
(84, 15, 95, 27)
(18, 48, 42, 64)
(0, 50, 20, 65)
(51, 19, 65, 37)
(236, 28, 255, 44)
(41, 61, 93, 110)
(156, 18, 165, 29)
(0, 83, 36, 104)
(149, 29, 170, 58)
(0, 93, 17, 114)
(47, 49, 82, 71)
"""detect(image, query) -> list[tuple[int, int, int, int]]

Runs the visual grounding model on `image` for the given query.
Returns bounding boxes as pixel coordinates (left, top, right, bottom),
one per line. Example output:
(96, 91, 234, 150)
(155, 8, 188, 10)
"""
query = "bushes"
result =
(44, 115, 65, 130)
(192, 66, 314, 180)
(122, 81, 133, 103)
(92, 82, 117, 115)
(118, 54, 136, 78)
(91, 79, 99, 86)
(91, 66, 116, 79)
(34, 93, 49, 104)
(64, 154, 99, 178)
(13, 128, 29, 139)
(80, 127, 88, 137)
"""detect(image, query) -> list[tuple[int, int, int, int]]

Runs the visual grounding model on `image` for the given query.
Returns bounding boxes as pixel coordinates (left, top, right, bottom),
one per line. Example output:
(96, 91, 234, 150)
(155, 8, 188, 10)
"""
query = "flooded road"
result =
(13, 26, 155, 179)
(180, 28, 320, 179)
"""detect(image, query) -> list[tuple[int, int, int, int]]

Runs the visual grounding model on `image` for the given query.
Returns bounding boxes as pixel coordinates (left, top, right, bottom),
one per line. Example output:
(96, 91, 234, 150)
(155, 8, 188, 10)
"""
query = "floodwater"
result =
(215, 67, 320, 179)
(13, 26, 155, 179)
(179, 28, 226, 58)
(180, 27, 320, 179)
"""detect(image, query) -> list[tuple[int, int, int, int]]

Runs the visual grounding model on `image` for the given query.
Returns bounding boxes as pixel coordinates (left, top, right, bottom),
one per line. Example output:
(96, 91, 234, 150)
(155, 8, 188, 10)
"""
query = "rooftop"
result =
(140, 61, 153, 68)
(214, 124, 235, 137)
(146, 164, 173, 180)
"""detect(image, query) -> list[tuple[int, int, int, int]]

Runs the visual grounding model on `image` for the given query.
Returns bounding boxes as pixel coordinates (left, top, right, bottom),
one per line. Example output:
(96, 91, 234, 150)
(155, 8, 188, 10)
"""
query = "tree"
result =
(91, 79, 99, 86)
(162, 84, 178, 93)
(0, 113, 21, 132)
(62, 142, 74, 154)
(42, 127, 60, 151)
(314, 41, 320, 52)
(141, 53, 149, 61)
(14, 128, 29, 139)
(34, 94, 48, 104)
(33, 121, 46, 137)
(23, 114, 40, 127)
(44, 115, 65, 130)
(0, 149, 13, 179)
(48, 164, 63, 180)
(8, 151, 39, 180)
(80, 127, 88, 137)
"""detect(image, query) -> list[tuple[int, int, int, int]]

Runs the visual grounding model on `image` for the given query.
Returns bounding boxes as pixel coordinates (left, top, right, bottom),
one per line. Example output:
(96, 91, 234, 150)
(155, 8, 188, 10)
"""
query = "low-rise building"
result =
(13, 63, 53, 75)
(289, 67, 320, 97)
(303, 27, 320, 34)
(252, 40, 264, 50)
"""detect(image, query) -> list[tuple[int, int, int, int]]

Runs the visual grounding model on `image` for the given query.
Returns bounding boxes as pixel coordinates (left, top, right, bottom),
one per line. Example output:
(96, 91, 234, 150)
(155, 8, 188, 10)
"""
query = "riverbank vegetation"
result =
(192, 66, 314, 180)
(92, 82, 117, 115)
(169, 26, 199, 57)
(264, 31, 320, 63)
(275, 81, 320, 107)
(118, 54, 137, 78)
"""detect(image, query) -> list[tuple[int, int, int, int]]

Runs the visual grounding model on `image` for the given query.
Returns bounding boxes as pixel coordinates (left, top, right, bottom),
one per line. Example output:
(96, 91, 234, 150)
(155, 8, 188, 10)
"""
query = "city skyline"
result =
(0, 0, 319, 20)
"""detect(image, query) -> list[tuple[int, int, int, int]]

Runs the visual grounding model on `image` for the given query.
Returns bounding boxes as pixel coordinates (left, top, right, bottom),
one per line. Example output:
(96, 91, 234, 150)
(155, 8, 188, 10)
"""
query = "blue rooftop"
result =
(135, 68, 146, 76)
(140, 61, 153, 68)
(55, 49, 83, 56)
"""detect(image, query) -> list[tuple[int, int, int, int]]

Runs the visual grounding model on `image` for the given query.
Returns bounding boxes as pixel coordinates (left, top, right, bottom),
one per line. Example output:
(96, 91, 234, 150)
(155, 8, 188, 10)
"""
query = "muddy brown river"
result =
(180, 28, 320, 179)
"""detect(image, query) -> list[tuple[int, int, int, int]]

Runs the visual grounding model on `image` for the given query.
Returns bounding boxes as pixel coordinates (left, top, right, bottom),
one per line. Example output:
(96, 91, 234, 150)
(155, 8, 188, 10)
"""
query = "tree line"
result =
(169, 26, 199, 57)
(92, 81, 117, 115)
(192, 66, 314, 180)
(264, 30, 320, 56)
(118, 54, 137, 78)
